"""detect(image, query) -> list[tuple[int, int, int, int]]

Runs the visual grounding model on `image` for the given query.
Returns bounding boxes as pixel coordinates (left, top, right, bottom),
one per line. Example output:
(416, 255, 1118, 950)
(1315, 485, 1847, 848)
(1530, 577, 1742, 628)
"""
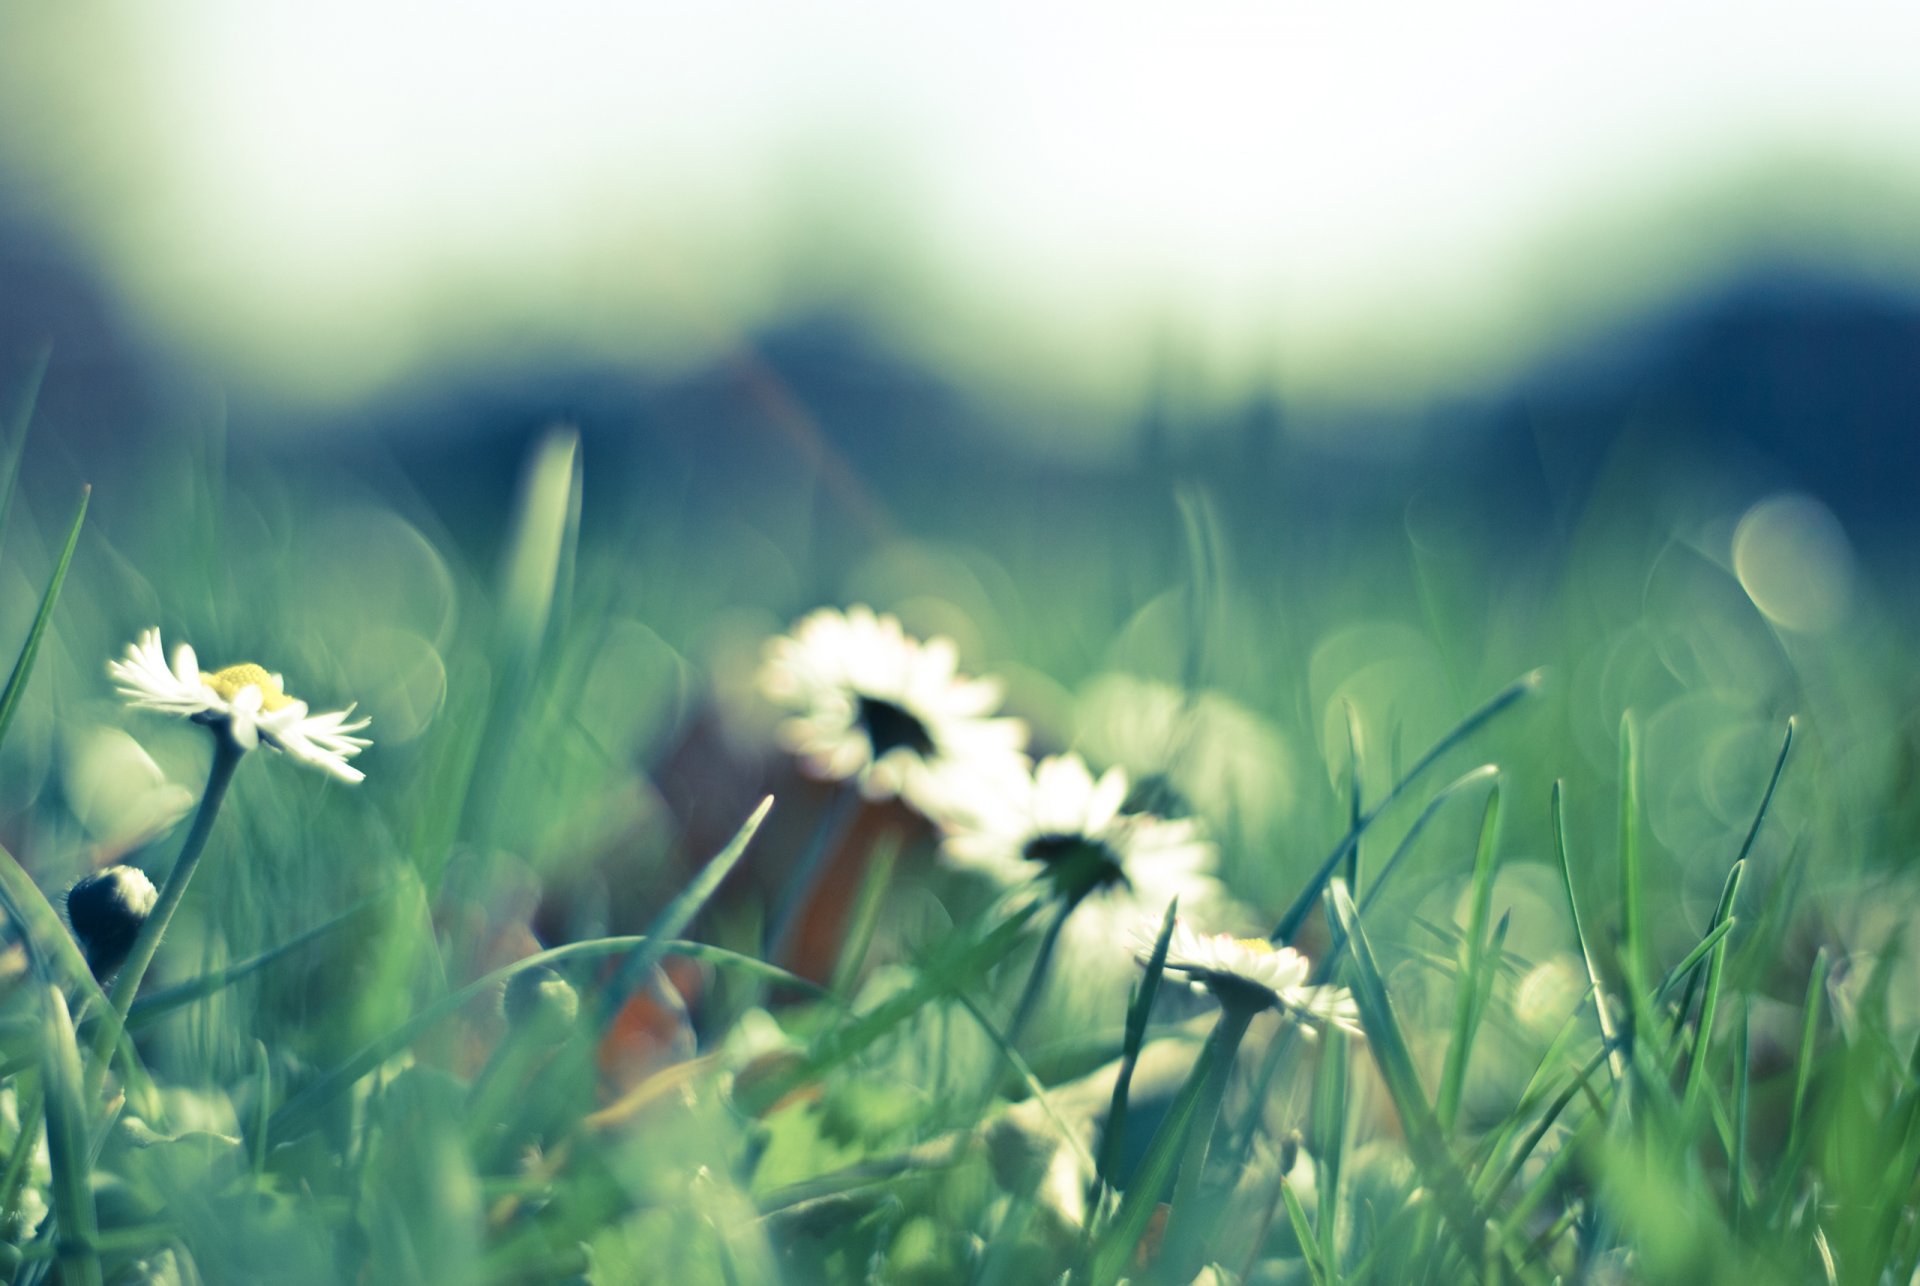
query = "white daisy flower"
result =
(944, 753, 1224, 913)
(757, 605, 1027, 810)
(109, 628, 372, 783)
(1138, 917, 1363, 1033)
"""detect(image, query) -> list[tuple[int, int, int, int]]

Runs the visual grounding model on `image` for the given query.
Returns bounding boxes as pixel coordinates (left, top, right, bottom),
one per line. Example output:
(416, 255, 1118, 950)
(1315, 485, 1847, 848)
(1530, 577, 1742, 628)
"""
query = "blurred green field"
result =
(0, 350, 1912, 1286)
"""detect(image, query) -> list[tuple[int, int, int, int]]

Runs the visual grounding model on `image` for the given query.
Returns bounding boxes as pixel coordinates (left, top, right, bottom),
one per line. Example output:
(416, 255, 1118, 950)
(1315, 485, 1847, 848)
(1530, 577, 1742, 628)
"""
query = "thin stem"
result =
(1005, 895, 1076, 1048)
(86, 734, 243, 1095)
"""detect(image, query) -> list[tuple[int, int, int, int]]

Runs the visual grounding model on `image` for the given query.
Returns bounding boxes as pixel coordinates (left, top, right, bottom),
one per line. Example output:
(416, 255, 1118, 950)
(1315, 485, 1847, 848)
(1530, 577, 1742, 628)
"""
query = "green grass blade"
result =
(268, 928, 826, 1145)
(1438, 784, 1502, 1133)
(1175, 484, 1225, 695)
(1649, 919, 1736, 1008)
(949, 990, 1096, 1174)
(1084, 1018, 1229, 1286)
(597, 795, 773, 1026)
(1731, 997, 1750, 1235)
(1094, 897, 1178, 1195)
(1342, 699, 1365, 895)
(498, 427, 581, 666)
(0, 485, 87, 753)
(0, 1075, 42, 1237)
(0, 846, 115, 1015)
(1281, 1174, 1332, 1286)
(1553, 779, 1623, 1084)
(734, 901, 1040, 1116)
(1356, 765, 1500, 922)
(828, 833, 898, 999)
(1313, 1026, 1349, 1281)
(0, 347, 49, 568)
(1682, 861, 1744, 1114)
(127, 889, 393, 1030)
(1271, 670, 1541, 943)
(1327, 881, 1510, 1275)
(40, 985, 100, 1286)
(1618, 710, 1645, 993)
(1775, 945, 1830, 1212)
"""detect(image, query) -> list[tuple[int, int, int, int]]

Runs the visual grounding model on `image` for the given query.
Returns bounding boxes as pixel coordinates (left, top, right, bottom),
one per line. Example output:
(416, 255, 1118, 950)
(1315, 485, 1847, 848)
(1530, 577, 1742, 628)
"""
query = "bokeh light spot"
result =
(1733, 492, 1854, 633)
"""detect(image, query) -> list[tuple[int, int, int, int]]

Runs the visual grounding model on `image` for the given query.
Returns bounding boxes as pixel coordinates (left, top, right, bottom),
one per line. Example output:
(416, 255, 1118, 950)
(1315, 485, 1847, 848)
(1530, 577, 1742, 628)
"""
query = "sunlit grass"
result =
(0, 359, 1908, 1285)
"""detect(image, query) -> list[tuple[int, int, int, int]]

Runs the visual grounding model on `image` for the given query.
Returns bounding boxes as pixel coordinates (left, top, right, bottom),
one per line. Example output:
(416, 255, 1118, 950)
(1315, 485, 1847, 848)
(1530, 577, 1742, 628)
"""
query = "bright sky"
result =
(2, 2, 1916, 431)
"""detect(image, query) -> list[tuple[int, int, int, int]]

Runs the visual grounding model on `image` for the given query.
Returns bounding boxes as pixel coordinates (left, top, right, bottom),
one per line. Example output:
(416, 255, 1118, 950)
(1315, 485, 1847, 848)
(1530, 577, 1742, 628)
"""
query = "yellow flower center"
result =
(204, 663, 296, 712)
(1233, 936, 1277, 955)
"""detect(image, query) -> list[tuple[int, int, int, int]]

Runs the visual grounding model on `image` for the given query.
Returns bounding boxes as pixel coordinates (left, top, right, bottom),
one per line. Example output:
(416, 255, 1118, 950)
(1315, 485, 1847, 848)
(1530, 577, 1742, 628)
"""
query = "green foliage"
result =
(0, 401, 1899, 1285)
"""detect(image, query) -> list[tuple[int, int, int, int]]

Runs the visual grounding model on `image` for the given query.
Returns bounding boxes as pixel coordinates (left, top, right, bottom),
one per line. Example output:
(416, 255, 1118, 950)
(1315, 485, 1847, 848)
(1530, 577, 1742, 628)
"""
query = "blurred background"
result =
(0, 1, 1915, 1061)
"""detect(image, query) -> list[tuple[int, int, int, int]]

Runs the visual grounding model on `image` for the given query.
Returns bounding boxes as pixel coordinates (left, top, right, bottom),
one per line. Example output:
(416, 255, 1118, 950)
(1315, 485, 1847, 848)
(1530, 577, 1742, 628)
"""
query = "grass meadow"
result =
(0, 352, 1911, 1286)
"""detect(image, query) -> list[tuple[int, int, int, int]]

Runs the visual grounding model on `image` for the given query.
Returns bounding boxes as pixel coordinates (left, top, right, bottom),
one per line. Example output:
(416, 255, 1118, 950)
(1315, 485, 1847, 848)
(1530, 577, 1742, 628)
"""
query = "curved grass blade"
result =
(1272, 665, 1539, 943)
(40, 986, 100, 1286)
(127, 889, 393, 1030)
(0, 485, 88, 753)
(735, 901, 1039, 1117)
(268, 927, 825, 1145)
(1674, 720, 1792, 1030)
(1553, 779, 1623, 1084)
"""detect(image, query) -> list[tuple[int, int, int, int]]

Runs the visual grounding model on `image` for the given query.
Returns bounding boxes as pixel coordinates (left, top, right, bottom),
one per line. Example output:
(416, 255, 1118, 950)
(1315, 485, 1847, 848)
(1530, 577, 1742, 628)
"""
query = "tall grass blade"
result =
(1281, 1175, 1332, 1286)
(1175, 484, 1226, 696)
(1327, 881, 1509, 1275)
(598, 796, 773, 1026)
(828, 832, 898, 998)
(1094, 897, 1177, 1195)
(0, 347, 49, 568)
(1617, 711, 1645, 993)
(1271, 670, 1541, 943)
(497, 426, 581, 667)
(1731, 997, 1750, 1234)
(1438, 784, 1502, 1133)
(1084, 1018, 1228, 1286)
(1553, 779, 1623, 1084)
(40, 986, 100, 1286)
(0, 485, 88, 753)
(1682, 861, 1744, 1113)
(1313, 1027, 1349, 1280)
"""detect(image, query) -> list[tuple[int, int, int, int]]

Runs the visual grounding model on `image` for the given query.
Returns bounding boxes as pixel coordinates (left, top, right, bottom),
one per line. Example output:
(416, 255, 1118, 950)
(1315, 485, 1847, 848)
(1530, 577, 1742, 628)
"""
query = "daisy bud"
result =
(66, 865, 159, 979)
(503, 965, 579, 1036)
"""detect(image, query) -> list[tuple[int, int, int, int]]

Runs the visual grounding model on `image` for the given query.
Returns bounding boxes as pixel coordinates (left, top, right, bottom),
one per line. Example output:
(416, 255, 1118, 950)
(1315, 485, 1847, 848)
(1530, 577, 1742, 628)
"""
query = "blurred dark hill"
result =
(4, 205, 1918, 592)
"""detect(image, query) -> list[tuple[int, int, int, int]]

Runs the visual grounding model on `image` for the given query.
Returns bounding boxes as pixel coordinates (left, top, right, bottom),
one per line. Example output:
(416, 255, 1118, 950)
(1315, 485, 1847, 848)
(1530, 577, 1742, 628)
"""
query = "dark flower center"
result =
(856, 695, 936, 760)
(1022, 831, 1128, 901)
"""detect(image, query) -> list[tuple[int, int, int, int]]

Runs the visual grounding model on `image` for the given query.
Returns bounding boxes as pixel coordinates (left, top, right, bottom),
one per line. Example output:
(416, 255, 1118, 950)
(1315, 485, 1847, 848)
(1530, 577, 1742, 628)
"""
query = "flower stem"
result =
(1160, 1003, 1258, 1275)
(1005, 895, 1077, 1048)
(85, 734, 243, 1095)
